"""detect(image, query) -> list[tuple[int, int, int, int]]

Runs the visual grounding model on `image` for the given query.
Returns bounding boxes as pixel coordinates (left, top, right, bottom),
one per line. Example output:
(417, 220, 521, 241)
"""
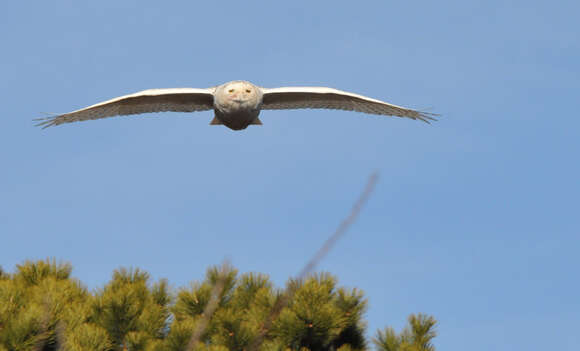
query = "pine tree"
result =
(90, 267, 171, 350)
(373, 314, 437, 351)
(0, 259, 88, 351)
(0, 259, 438, 351)
(274, 273, 358, 351)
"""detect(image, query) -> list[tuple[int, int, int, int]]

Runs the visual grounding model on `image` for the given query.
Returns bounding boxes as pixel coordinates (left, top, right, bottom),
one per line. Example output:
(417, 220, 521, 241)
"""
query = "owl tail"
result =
(210, 116, 223, 125)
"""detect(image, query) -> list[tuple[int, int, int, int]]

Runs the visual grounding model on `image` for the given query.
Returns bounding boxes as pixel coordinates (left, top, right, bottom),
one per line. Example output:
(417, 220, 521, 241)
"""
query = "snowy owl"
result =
(35, 80, 436, 130)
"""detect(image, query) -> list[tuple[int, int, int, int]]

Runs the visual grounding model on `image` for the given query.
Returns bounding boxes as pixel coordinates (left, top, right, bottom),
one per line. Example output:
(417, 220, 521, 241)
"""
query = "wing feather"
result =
(261, 87, 436, 123)
(35, 88, 215, 128)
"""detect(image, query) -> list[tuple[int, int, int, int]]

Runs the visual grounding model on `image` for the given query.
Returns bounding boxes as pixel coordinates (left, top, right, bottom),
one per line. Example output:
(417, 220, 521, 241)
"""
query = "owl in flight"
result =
(36, 80, 436, 130)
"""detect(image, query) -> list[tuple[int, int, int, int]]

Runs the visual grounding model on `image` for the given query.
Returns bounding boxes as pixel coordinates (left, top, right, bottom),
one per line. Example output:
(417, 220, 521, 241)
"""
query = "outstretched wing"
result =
(261, 87, 436, 123)
(35, 88, 215, 128)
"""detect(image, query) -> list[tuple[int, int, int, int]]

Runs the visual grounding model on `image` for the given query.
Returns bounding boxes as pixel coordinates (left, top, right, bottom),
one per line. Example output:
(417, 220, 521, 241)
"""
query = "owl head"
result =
(215, 80, 262, 108)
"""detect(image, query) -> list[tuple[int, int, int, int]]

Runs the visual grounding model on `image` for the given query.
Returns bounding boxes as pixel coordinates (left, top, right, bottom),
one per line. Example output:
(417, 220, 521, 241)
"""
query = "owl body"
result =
(212, 81, 263, 130)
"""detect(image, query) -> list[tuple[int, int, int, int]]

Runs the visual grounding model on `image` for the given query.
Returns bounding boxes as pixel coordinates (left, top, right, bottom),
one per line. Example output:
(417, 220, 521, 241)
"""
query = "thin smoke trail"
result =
(247, 171, 379, 351)
(297, 171, 379, 279)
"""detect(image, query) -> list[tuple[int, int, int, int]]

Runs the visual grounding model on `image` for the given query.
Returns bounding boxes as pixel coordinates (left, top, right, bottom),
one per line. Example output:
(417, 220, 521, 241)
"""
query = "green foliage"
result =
(373, 327, 401, 351)
(14, 258, 71, 286)
(0, 302, 44, 350)
(373, 314, 437, 351)
(274, 273, 353, 351)
(162, 318, 196, 351)
(62, 323, 111, 351)
(91, 267, 171, 350)
(0, 259, 438, 351)
(0, 259, 87, 351)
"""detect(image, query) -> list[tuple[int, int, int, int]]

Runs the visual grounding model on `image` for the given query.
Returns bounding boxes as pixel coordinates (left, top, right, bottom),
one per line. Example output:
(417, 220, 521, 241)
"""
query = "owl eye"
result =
(228, 89, 234, 93)
(245, 89, 251, 93)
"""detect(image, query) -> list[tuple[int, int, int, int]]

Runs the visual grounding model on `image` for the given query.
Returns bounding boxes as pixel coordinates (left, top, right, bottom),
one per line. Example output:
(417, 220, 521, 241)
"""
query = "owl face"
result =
(216, 81, 262, 110)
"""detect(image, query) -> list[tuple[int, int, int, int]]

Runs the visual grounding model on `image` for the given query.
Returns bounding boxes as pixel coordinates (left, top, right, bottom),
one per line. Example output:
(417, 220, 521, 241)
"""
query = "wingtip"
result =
(33, 117, 57, 129)
(417, 111, 439, 124)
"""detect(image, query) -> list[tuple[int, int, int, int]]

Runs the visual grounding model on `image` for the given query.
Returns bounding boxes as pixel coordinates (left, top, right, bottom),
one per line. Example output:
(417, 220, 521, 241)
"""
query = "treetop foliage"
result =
(372, 314, 437, 351)
(0, 259, 437, 351)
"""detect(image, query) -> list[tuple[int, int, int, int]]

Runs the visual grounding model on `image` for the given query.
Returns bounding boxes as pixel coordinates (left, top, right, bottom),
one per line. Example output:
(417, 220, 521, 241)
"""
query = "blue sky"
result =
(1, 1, 578, 350)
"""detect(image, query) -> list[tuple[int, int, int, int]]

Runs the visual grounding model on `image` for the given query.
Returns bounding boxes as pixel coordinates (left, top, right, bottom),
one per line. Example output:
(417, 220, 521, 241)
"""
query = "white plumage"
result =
(36, 80, 436, 131)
